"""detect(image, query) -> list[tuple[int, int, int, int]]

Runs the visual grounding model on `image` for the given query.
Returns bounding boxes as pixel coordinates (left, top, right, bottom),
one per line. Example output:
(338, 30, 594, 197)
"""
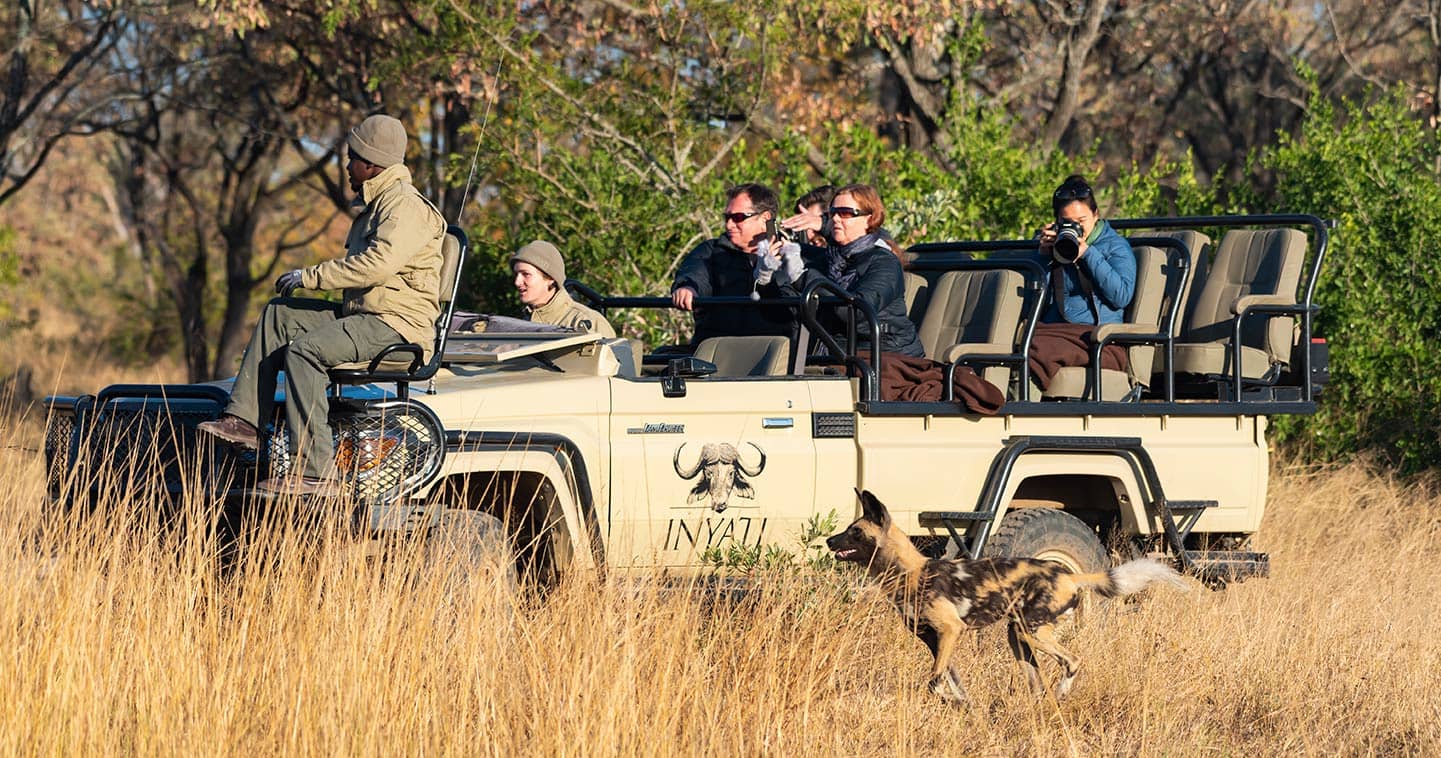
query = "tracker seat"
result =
(328, 225, 469, 400)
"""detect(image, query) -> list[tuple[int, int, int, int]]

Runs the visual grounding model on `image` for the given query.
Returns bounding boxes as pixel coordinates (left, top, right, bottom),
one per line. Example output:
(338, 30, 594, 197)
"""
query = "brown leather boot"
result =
(196, 415, 260, 449)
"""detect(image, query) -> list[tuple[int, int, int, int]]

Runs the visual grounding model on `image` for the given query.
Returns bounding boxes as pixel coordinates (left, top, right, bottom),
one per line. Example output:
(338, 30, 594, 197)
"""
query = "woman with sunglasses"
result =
(783, 183, 924, 358)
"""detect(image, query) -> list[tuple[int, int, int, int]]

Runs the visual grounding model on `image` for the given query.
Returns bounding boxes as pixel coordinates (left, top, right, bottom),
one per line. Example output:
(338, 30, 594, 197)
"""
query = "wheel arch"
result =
(991, 453, 1150, 542)
(418, 432, 605, 574)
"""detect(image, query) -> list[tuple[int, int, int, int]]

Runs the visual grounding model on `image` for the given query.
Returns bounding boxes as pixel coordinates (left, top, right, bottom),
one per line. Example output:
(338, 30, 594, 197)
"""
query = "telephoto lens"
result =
(1053, 219, 1084, 263)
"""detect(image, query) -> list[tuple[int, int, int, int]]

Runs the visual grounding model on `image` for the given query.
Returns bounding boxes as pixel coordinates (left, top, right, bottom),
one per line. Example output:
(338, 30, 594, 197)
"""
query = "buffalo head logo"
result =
(672, 442, 767, 513)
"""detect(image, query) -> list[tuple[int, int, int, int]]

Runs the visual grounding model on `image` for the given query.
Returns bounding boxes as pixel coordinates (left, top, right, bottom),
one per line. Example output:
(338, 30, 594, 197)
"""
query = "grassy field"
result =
(1, 395, 1438, 755)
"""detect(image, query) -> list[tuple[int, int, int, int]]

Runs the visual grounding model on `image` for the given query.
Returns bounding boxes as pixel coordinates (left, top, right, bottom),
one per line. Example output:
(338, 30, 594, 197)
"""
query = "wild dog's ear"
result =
(856, 489, 892, 530)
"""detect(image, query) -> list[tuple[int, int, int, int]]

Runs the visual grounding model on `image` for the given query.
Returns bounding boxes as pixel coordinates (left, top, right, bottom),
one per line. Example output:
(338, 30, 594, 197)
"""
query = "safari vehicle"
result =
(42, 215, 1333, 586)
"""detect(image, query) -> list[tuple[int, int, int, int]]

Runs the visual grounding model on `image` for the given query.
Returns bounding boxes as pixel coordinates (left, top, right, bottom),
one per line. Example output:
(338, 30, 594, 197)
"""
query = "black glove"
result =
(275, 270, 304, 296)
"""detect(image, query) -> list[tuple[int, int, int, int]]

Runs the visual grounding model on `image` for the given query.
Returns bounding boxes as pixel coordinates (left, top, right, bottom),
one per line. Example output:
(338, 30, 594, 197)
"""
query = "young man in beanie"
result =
(512, 240, 615, 337)
(198, 113, 447, 497)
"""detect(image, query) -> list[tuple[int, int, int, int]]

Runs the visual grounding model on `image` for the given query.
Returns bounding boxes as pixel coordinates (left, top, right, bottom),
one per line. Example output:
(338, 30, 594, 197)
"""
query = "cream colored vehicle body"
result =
(402, 331, 1269, 579)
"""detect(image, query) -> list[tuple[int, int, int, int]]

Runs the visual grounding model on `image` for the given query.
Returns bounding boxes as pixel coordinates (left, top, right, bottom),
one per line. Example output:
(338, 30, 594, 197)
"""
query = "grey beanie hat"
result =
(510, 240, 566, 285)
(348, 114, 407, 168)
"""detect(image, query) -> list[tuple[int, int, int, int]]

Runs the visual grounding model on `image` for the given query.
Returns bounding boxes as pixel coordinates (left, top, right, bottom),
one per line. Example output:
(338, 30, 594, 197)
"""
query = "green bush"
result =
(1260, 88, 1441, 471)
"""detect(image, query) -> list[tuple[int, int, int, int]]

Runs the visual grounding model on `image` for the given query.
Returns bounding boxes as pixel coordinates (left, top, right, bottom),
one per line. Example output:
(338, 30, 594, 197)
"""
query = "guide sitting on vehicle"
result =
(198, 114, 447, 497)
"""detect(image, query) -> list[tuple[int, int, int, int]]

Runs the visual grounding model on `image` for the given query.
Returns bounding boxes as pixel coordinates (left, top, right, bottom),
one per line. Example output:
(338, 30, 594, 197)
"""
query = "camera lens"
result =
(1052, 221, 1083, 263)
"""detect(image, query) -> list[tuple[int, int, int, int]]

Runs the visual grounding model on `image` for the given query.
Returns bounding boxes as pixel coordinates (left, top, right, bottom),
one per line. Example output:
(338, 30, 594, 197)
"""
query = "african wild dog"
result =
(828, 489, 1187, 704)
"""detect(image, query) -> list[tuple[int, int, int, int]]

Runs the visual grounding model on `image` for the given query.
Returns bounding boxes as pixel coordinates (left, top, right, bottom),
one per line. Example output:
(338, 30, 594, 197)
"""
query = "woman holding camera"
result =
(782, 183, 924, 357)
(1036, 174, 1136, 325)
(1026, 175, 1137, 393)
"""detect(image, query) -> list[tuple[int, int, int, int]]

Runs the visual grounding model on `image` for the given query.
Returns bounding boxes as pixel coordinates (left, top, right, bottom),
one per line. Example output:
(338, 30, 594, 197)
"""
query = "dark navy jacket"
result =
(671, 236, 792, 343)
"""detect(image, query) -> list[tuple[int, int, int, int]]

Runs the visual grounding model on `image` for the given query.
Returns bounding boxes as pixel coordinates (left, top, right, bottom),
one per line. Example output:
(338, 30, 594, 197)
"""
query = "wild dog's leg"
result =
(1007, 621, 1043, 693)
(926, 614, 969, 706)
(1021, 623, 1081, 698)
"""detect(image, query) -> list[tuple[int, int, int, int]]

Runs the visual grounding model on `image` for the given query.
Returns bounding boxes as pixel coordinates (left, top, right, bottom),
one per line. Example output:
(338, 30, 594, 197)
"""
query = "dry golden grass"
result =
(3, 407, 1440, 755)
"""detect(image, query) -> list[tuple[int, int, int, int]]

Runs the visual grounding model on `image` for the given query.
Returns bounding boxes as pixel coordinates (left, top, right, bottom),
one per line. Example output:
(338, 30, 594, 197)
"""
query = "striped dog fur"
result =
(827, 489, 1187, 704)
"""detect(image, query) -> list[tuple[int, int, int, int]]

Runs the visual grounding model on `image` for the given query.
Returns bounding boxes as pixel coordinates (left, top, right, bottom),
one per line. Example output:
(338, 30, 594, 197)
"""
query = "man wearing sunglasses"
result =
(670, 183, 795, 344)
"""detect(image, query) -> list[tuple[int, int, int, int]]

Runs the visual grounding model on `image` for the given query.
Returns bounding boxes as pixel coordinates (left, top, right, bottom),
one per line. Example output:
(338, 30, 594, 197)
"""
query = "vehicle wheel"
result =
(983, 507, 1109, 575)
(424, 508, 519, 597)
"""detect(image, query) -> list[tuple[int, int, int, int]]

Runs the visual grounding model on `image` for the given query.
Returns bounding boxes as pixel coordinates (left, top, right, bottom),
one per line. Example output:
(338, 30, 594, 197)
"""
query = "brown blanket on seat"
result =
(878, 353, 1006, 414)
(1027, 323, 1129, 391)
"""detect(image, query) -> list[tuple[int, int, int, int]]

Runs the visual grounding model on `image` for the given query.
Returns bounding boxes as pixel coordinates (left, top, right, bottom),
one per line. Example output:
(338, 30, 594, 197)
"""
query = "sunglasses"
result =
(723, 210, 763, 224)
(827, 206, 869, 219)
(1053, 185, 1093, 202)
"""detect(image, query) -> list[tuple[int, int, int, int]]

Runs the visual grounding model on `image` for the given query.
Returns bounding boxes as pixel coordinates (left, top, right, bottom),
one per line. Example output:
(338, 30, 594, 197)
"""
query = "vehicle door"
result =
(607, 373, 818, 570)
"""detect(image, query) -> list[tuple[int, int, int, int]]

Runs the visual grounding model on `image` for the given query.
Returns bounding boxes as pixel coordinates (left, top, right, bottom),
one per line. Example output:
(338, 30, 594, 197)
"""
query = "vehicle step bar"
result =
(918, 511, 994, 549)
(1181, 550, 1270, 582)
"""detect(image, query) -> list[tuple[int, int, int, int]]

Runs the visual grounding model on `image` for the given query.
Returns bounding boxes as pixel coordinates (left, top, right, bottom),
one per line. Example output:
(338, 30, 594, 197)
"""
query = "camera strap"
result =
(1049, 262, 1100, 325)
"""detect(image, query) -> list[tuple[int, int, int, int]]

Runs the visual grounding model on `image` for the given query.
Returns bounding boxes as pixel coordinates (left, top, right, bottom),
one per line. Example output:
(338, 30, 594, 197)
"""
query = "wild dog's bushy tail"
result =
(1074, 558, 1188, 598)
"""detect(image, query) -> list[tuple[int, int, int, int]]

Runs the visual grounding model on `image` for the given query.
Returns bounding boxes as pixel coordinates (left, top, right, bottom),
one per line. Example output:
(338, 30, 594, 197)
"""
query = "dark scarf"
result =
(824, 232, 882, 290)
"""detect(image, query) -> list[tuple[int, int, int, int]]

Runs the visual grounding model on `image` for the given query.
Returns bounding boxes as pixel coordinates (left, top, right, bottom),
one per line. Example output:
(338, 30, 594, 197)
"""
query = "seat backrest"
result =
(916, 269, 1025, 361)
(429, 226, 469, 359)
(1161, 230, 1212, 334)
(692, 336, 791, 376)
(1121, 245, 1173, 383)
(903, 271, 931, 328)
(1182, 227, 1305, 362)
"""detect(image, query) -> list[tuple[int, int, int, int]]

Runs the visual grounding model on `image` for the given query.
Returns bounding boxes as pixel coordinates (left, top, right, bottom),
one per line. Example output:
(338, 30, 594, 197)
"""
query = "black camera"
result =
(1052, 219, 1084, 264)
(774, 221, 804, 245)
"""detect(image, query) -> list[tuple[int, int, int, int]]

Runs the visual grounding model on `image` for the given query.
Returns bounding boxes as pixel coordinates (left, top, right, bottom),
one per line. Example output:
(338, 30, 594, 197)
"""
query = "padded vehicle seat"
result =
(1171, 228, 1305, 380)
(692, 336, 790, 377)
(916, 269, 1024, 391)
(328, 226, 468, 399)
(1043, 244, 1179, 400)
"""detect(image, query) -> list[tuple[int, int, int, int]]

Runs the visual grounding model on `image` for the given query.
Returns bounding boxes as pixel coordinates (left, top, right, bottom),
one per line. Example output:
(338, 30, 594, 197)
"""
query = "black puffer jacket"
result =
(671, 236, 792, 343)
(791, 243, 924, 358)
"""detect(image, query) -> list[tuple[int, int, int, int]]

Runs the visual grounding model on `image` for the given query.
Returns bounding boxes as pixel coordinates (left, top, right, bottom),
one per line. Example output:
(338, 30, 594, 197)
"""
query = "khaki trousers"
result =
(224, 297, 401, 479)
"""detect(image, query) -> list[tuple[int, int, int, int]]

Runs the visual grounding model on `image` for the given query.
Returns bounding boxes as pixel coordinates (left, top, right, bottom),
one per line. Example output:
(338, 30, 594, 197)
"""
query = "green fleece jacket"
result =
(300, 164, 446, 354)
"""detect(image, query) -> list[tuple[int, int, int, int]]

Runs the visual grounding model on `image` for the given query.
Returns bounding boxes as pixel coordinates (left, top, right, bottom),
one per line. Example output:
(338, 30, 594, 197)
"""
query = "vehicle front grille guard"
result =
(42, 387, 446, 507)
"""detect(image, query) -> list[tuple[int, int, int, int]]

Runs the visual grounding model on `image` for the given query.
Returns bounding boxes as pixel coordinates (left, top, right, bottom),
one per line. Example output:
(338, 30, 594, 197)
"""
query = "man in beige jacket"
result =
(199, 114, 446, 496)
(511, 240, 615, 337)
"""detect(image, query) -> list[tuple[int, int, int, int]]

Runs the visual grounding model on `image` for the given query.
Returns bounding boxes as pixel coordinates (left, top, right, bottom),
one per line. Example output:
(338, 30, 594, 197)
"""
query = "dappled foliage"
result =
(1261, 88, 1441, 472)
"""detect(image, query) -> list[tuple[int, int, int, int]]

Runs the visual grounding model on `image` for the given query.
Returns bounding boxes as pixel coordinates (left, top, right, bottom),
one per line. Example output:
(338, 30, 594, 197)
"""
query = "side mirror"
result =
(661, 356, 717, 398)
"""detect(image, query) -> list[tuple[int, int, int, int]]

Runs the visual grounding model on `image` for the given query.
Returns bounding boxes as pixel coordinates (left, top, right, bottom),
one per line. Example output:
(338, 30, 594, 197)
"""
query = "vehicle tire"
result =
(424, 508, 519, 596)
(982, 507, 1109, 575)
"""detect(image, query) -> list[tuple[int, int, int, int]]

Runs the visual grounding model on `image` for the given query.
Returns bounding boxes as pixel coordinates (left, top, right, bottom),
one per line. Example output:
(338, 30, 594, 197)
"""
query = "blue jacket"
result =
(1038, 219, 1135, 324)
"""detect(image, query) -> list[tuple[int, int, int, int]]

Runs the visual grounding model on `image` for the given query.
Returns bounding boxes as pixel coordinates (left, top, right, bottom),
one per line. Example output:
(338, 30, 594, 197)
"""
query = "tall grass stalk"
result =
(2, 408, 1438, 753)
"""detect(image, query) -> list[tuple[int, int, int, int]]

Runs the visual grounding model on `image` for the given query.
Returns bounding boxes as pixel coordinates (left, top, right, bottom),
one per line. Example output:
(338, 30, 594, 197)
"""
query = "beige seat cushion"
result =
(1035, 368, 1136, 401)
(915, 269, 1025, 393)
(693, 336, 790, 377)
(330, 357, 419, 373)
(1178, 227, 1305, 377)
(1172, 342, 1277, 379)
